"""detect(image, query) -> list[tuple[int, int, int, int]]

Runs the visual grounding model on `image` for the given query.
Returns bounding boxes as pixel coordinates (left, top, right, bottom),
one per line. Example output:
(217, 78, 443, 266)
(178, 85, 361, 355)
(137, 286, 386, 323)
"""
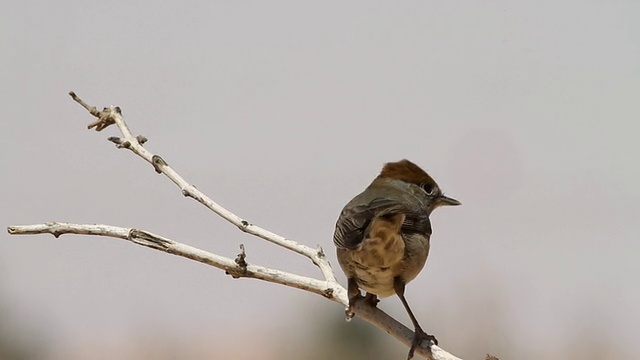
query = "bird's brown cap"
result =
(377, 159, 437, 185)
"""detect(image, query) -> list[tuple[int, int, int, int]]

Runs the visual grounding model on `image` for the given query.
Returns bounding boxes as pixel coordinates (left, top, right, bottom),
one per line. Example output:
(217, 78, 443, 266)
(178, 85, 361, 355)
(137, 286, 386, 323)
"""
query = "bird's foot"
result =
(407, 326, 438, 360)
(345, 292, 380, 321)
(363, 292, 379, 307)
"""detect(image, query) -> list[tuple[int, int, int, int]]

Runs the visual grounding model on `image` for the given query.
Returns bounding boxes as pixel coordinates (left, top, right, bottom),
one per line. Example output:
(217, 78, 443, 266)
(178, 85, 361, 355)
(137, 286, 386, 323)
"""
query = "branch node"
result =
(240, 220, 250, 228)
(316, 245, 325, 258)
(235, 244, 247, 268)
(87, 108, 116, 131)
(109, 137, 131, 148)
(225, 244, 248, 279)
(323, 287, 334, 299)
(69, 91, 100, 117)
(151, 155, 168, 174)
(136, 135, 148, 145)
(128, 229, 170, 250)
(108, 136, 123, 145)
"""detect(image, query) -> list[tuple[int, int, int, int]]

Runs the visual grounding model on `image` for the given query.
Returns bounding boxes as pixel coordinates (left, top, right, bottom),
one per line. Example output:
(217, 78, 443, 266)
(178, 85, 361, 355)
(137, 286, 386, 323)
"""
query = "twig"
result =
(7, 223, 339, 297)
(69, 91, 337, 284)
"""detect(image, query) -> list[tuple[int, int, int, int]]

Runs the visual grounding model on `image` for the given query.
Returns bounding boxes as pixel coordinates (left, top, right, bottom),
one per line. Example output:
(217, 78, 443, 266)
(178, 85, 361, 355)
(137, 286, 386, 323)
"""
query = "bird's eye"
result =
(420, 182, 436, 195)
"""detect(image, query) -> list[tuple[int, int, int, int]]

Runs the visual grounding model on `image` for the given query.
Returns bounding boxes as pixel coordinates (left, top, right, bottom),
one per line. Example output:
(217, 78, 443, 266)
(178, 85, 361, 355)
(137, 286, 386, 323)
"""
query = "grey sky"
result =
(2, 2, 639, 359)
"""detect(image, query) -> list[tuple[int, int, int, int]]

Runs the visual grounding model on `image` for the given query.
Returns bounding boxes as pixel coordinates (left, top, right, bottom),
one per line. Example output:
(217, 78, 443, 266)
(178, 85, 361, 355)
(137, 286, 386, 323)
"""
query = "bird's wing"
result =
(333, 197, 407, 250)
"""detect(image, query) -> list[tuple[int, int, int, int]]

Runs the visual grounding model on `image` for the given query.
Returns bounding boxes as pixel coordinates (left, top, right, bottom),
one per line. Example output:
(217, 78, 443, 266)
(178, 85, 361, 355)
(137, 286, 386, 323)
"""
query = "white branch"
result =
(5, 92, 467, 360)
(70, 91, 338, 284)
(7, 223, 340, 298)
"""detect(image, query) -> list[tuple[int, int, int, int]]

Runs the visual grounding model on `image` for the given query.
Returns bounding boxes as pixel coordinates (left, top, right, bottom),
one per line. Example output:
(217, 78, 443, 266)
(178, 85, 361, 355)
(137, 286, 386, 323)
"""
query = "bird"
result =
(333, 159, 460, 359)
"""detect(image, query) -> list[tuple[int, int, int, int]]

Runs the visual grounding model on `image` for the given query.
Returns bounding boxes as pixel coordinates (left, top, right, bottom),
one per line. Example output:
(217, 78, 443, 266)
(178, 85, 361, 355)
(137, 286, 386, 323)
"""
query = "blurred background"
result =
(2, 1, 639, 359)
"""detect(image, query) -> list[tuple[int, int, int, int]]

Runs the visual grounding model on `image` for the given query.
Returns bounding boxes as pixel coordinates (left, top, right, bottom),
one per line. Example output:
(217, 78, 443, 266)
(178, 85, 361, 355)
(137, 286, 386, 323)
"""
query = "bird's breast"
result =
(337, 217, 430, 297)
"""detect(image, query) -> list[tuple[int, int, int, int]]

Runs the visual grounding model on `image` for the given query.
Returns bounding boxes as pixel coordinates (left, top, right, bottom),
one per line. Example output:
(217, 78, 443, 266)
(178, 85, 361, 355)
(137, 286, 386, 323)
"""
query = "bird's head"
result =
(377, 159, 461, 208)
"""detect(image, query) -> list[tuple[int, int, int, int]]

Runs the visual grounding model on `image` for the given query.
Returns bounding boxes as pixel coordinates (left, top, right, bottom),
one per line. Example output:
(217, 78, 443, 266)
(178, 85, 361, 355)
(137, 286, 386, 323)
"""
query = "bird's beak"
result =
(437, 195, 461, 207)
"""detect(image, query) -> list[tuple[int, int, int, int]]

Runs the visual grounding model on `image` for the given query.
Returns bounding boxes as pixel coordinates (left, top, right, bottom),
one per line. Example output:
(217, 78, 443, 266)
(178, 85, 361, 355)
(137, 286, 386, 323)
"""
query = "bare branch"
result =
(68, 92, 337, 284)
(8, 222, 461, 359)
(7, 92, 467, 360)
(7, 223, 340, 298)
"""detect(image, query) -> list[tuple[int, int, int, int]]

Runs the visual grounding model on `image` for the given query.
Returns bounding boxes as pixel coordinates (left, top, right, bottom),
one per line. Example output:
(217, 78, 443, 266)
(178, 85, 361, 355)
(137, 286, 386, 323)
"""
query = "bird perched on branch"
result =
(333, 159, 460, 359)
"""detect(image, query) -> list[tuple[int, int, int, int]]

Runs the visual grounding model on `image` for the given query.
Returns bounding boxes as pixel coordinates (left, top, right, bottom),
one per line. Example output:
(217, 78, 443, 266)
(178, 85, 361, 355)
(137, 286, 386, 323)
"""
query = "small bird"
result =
(333, 159, 460, 359)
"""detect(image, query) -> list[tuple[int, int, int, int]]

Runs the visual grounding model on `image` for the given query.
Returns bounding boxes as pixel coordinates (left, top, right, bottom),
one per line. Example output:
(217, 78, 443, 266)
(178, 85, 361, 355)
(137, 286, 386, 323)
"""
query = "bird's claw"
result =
(407, 327, 438, 359)
(363, 292, 380, 307)
(345, 292, 380, 321)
